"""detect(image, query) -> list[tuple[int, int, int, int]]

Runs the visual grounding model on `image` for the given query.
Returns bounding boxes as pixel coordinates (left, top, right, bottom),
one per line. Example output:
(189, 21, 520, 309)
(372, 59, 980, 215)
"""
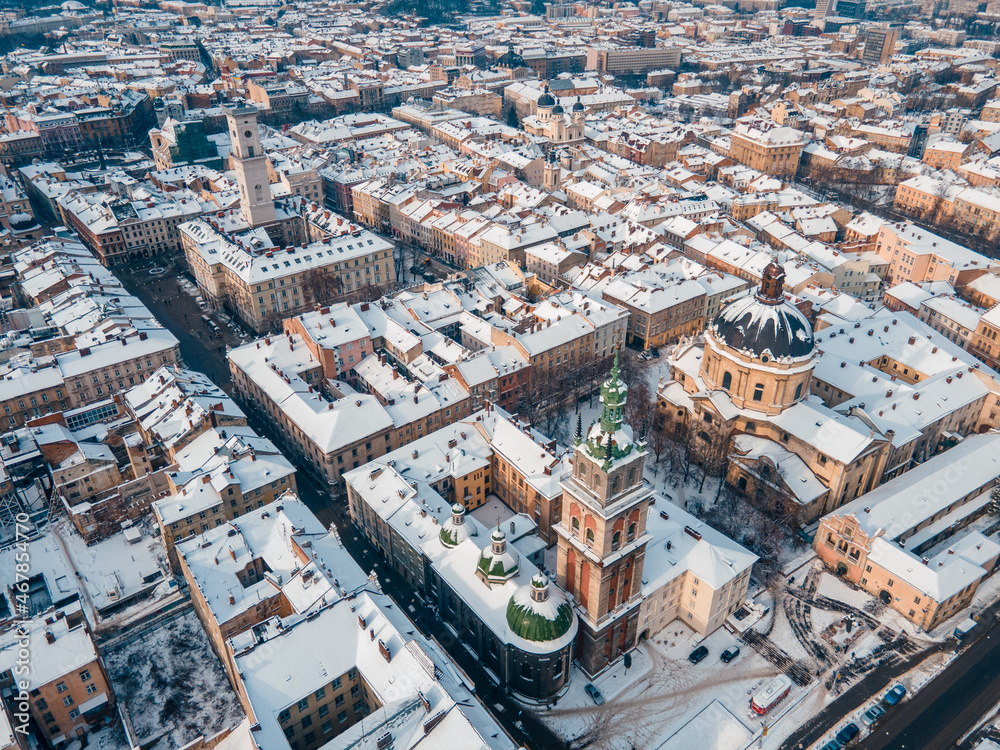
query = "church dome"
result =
(572, 96, 585, 112)
(496, 45, 525, 70)
(440, 503, 473, 548)
(710, 261, 814, 361)
(477, 527, 519, 582)
(552, 102, 564, 114)
(506, 574, 575, 643)
(537, 85, 556, 109)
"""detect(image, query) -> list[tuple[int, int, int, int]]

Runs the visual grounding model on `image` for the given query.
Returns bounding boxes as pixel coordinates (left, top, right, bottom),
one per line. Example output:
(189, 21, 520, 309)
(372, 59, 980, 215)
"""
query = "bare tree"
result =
(393, 243, 408, 285)
(623, 377, 653, 430)
(302, 267, 343, 306)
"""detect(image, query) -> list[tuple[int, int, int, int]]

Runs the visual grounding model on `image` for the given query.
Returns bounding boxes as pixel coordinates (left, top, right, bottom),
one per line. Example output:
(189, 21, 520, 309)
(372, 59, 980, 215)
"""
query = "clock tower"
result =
(556, 353, 652, 675)
(223, 101, 275, 228)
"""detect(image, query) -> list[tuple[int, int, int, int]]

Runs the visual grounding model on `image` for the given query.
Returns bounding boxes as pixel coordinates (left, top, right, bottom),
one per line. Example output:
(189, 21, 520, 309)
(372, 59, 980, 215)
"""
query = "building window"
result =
(794, 383, 803, 400)
(752, 383, 764, 401)
(721, 371, 732, 390)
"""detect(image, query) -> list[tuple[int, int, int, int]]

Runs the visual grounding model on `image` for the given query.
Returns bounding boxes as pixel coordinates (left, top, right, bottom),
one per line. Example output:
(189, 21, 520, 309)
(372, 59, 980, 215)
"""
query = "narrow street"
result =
(856, 610, 1000, 750)
(113, 256, 241, 388)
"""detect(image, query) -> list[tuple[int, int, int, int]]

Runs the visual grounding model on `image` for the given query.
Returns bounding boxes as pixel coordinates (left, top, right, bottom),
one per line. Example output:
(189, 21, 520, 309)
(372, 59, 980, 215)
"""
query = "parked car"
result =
(720, 646, 741, 663)
(584, 683, 605, 705)
(883, 684, 906, 707)
(861, 705, 885, 728)
(835, 723, 860, 746)
(650, 348, 661, 358)
(819, 742, 842, 750)
(688, 645, 709, 664)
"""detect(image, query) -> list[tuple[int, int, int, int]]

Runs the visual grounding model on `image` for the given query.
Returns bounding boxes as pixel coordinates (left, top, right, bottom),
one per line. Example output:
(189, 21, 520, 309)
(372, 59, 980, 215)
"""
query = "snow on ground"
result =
(658, 699, 755, 750)
(540, 623, 800, 750)
(65, 725, 130, 750)
(816, 572, 875, 613)
(104, 610, 244, 749)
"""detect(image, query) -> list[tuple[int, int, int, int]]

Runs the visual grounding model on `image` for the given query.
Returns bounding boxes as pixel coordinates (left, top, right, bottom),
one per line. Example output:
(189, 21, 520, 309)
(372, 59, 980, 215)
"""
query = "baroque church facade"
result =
(659, 261, 894, 522)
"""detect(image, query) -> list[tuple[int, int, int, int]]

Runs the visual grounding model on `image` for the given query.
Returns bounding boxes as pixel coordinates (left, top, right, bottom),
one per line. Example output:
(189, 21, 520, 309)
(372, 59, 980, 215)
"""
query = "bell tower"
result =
(224, 101, 275, 228)
(543, 152, 560, 192)
(556, 352, 652, 675)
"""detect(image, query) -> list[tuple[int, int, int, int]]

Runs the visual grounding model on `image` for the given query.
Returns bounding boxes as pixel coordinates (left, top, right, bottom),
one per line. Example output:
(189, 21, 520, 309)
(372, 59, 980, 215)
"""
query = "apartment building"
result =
(638, 499, 756, 638)
(602, 276, 706, 350)
(281, 304, 373, 383)
(814, 433, 1000, 630)
(227, 333, 396, 491)
(55, 330, 182, 405)
(875, 221, 1000, 289)
(0, 361, 71, 429)
(0, 602, 115, 746)
(345, 403, 568, 542)
(178, 493, 516, 750)
(180, 219, 394, 333)
(968, 304, 1000, 370)
(59, 190, 202, 265)
(525, 243, 587, 286)
(153, 425, 297, 567)
(586, 46, 682, 75)
(728, 120, 805, 179)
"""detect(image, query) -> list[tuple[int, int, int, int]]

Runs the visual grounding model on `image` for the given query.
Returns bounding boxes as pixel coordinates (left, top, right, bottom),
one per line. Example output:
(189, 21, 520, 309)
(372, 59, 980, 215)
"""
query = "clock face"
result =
(244, 130, 253, 139)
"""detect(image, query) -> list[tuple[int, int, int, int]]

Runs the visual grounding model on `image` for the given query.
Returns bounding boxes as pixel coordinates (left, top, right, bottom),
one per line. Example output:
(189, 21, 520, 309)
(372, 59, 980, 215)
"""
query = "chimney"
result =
(44, 629, 55, 644)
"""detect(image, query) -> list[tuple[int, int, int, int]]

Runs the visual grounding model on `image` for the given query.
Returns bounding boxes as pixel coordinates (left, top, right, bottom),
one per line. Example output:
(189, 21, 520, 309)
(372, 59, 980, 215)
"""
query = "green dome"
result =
(476, 528, 519, 582)
(440, 503, 471, 548)
(506, 576, 575, 642)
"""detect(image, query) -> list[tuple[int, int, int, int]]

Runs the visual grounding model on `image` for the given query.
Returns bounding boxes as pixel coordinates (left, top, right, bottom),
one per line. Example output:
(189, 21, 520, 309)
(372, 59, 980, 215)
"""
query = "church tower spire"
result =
(223, 101, 275, 228)
(556, 352, 653, 676)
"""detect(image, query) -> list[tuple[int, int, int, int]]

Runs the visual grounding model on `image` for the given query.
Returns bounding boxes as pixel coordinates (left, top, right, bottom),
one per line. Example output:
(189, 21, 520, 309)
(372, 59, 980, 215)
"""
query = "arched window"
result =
(627, 522, 637, 541)
(585, 528, 595, 546)
(611, 531, 621, 551)
(794, 383, 803, 400)
(611, 475, 621, 494)
(721, 371, 732, 390)
(752, 383, 764, 401)
(571, 516, 580, 533)
(628, 467, 636, 486)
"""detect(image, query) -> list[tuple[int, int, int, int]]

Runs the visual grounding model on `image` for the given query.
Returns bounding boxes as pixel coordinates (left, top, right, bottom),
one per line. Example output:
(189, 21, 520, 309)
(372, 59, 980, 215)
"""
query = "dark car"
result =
(883, 684, 906, 707)
(584, 683, 605, 705)
(650, 348, 661, 358)
(720, 646, 740, 663)
(688, 645, 709, 664)
(835, 723, 860, 746)
(820, 742, 842, 750)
